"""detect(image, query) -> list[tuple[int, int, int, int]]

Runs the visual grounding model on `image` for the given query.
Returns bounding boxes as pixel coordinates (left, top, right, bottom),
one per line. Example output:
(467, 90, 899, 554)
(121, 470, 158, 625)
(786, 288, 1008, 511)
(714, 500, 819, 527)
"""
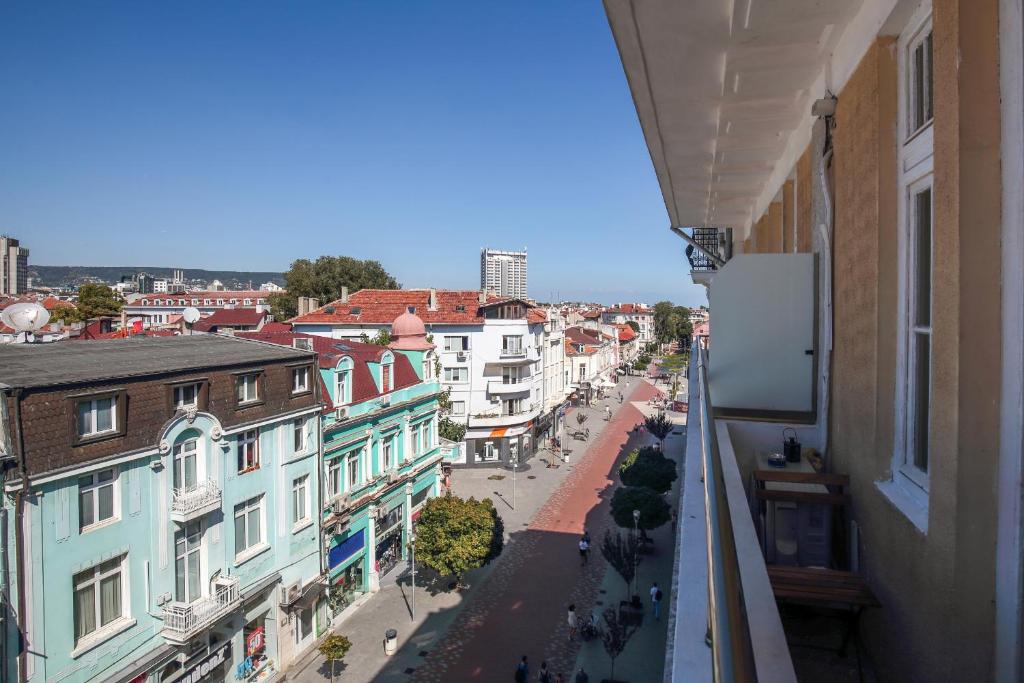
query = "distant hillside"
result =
(29, 265, 285, 290)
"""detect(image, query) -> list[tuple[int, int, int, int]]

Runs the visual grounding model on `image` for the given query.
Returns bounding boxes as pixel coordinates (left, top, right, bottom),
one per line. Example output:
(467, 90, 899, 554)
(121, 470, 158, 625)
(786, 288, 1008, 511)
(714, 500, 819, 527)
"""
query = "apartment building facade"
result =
(124, 291, 272, 327)
(239, 313, 443, 629)
(479, 248, 527, 299)
(0, 236, 29, 296)
(290, 289, 560, 467)
(0, 335, 322, 683)
(600, 303, 654, 344)
(606, 0, 1022, 679)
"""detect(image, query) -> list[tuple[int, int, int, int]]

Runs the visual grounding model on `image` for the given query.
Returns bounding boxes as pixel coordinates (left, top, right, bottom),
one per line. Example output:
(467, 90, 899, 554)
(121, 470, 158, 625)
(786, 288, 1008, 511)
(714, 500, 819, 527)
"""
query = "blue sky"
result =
(0, 2, 706, 307)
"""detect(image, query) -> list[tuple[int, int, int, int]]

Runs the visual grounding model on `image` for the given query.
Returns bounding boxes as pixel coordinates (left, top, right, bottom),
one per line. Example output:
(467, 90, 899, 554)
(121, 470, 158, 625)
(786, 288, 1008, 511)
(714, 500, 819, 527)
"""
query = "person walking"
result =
(582, 529, 591, 546)
(605, 405, 612, 421)
(538, 661, 552, 683)
(618, 391, 623, 404)
(554, 674, 565, 683)
(575, 668, 590, 683)
(651, 582, 663, 620)
(567, 604, 578, 640)
(515, 655, 529, 683)
(578, 537, 589, 565)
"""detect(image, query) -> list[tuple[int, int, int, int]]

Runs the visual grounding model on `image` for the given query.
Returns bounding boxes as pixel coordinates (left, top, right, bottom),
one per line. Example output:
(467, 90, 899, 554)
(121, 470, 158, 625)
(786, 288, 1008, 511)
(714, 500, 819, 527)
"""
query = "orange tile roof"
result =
(615, 324, 637, 342)
(290, 289, 538, 325)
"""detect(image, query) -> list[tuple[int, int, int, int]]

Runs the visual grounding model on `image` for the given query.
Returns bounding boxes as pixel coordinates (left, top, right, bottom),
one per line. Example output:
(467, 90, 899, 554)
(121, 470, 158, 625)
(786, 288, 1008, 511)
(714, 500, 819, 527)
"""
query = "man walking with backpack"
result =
(514, 655, 529, 683)
(650, 582, 663, 620)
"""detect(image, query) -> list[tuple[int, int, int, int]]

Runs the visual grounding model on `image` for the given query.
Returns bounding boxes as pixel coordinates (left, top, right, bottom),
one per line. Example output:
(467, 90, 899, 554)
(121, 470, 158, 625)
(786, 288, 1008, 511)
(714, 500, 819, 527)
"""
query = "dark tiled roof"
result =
(0, 335, 314, 389)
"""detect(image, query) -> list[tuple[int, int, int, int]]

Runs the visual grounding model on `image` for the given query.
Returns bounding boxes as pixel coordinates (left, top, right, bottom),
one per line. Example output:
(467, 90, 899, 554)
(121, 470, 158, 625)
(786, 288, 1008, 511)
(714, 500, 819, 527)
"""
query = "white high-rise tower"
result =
(480, 247, 527, 298)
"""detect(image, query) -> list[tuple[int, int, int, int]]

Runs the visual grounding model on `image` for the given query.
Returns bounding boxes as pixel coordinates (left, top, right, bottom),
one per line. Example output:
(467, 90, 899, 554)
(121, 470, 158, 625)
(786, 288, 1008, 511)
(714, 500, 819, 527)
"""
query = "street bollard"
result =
(384, 628, 398, 655)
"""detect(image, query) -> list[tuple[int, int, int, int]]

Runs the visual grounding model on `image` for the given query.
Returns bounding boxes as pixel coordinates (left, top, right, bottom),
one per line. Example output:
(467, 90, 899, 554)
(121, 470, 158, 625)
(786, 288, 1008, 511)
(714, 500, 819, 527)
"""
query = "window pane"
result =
(175, 556, 186, 602)
(235, 512, 246, 555)
(98, 485, 114, 521)
(913, 332, 931, 472)
(96, 398, 113, 432)
(248, 507, 261, 547)
(188, 551, 200, 601)
(915, 188, 932, 326)
(237, 377, 245, 402)
(924, 32, 934, 121)
(99, 572, 121, 626)
(74, 584, 97, 641)
(80, 489, 94, 529)
(913, 42, 925, 129)
(97, 470, 114, 483)
(184, 452, 196, 488)
(78, 402, 93, 436)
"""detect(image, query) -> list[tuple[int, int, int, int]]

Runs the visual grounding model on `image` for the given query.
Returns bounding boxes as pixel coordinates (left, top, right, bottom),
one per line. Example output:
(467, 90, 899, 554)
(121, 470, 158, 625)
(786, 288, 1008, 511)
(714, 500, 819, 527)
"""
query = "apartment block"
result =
(480, 248, 527, 299)
(0, 235, 29, 295)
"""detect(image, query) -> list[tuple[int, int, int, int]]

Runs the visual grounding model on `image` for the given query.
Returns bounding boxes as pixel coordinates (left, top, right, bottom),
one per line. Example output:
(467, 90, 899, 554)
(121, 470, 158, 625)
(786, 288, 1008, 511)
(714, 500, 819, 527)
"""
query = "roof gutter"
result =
(669, 226, 727, 268)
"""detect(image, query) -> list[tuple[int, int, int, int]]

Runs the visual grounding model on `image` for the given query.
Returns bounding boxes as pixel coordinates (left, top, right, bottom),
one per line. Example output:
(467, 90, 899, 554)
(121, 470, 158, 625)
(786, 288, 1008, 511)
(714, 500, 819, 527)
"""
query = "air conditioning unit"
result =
(456, 352, 467, 361)
(335, 406, 348, 420)
(331, 495, 350, 515)
(378, 395, 391, 407)
(387, 471, 400, 484)
(280, 580, 302, 606)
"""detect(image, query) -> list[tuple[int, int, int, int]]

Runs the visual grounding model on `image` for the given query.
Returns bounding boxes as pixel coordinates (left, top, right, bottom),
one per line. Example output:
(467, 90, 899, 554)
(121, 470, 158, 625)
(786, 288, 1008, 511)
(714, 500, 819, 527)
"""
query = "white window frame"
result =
(292, 476, 311, 530)
(444, 367, 468, 383)
(173, 383, 200, 410)
(172, 438, 203, 492)
(77, 396, 117, 438)
(78, 468, 120, 532)
(444, 335, 469, 352)
(335, 359, 353, 405)
(237, 429, 260, 473)
(451, 400, 466, 416)
(236, 373, 260, 404)
(381, 352, 395, 392)
(502, 365, 523, 384)
(890, 1, 935, 521)
(326, 457, 343, 498)
(502, 335, 523, 354)
(347, 450, 361, 491)
(382, 435, 396, 471)
(233, 495, 267, 562)
(291, 367, 309, 394)
(72, 554, 129, 650)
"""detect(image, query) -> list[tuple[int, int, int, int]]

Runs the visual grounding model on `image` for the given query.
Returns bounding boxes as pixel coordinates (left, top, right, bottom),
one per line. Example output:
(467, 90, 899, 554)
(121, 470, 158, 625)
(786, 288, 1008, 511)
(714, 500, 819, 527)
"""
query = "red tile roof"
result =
(234, 331, 421, 409)
(527, 307, 548, 323)
(581, 309, 602, 320)
(290, 289, 514, 325)
(191, 308, 270, 331)
(605, 303, 652, 315)
(615, 324, 637, 342)
(566, 327, 602, 345)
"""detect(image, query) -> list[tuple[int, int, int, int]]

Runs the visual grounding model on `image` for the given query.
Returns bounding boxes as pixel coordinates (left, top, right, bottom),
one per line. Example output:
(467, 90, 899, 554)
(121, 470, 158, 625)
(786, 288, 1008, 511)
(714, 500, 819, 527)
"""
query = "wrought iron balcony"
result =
(170, 480, 222, 523)
(161, 576, 240, 644)
(688, 227, 730, 272)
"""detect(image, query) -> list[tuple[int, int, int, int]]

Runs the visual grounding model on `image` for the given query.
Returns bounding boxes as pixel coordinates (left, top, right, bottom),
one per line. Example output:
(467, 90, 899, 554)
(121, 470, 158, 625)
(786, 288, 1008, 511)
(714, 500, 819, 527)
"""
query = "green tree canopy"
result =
(643, 413, 674, 449)
(600, 529, 640, 601)
(653, 301, 675, 343)
(269, 256, 401, 320)
(318, 634, 353, 683)
(619, 447, 678, 494)
(438, 417, 467, 442)
(415, 494, 504, 586)
(626, 320, 640, 333)
(75, 284, 123, 319)
(610, 486, 671, 531)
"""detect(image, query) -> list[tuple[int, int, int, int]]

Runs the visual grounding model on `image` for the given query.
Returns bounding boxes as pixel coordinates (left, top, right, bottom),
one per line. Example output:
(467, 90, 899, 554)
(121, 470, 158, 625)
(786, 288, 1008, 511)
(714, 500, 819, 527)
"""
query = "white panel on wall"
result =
(129, 465, 142, 515)
(54, 486, 70, 542)
(709, 254, 815, 413)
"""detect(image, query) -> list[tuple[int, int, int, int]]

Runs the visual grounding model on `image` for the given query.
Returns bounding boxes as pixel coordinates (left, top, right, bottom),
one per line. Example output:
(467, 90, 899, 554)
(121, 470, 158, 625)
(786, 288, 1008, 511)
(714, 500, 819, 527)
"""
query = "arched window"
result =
(381, 352, 395, 392)
(422, 351, 434, 381)
(335, 357, 353, 405)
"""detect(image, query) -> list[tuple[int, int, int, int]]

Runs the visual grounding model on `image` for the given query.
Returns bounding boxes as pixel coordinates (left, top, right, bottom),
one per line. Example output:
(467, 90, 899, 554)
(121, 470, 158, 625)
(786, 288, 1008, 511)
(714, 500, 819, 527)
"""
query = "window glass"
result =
(234, 496, 263, 556)
(238, 429, 260, 472)
(292, 367, 309, 393)
(79, 468, 117, 531)
(73, 556, 125, 644)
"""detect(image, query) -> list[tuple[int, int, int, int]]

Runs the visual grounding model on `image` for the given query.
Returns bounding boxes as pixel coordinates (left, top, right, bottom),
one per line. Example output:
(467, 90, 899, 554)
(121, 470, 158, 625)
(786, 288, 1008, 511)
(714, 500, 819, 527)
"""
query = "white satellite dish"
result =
(182, 307, 201, 324)
(1, 303, 50, 333)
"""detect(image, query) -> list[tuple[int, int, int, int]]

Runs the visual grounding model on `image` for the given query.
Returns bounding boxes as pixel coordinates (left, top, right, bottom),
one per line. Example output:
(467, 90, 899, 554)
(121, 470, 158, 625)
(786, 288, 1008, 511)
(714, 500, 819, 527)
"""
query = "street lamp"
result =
(632, 509, 641, 596)
(510, 450, 519, 510)
(410, 528, 417, 621)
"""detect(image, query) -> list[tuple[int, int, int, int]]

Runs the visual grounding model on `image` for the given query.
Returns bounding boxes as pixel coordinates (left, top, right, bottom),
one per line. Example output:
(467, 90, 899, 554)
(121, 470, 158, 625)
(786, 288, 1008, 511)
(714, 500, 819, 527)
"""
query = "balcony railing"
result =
(487, 380, 532, 396)
(686, 227, 732, 273)
(161, 576, 240, 643)
(170, 480, 222, 522)
(469, 402, 541, 427)
(500, 345, 526, 358)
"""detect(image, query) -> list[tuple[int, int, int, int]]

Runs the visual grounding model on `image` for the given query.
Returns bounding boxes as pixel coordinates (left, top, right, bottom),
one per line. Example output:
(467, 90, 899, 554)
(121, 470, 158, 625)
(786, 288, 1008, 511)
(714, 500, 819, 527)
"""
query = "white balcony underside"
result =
(468, 406, 542, 428)
(170, 480, 222, 523)
(487, 381, 532, 396)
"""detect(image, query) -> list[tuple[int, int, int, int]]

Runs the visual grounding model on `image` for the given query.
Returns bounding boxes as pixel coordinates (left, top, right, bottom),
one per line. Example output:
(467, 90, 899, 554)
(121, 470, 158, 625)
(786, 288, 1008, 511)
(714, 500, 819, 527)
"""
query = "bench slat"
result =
(767, 566, 880, 607)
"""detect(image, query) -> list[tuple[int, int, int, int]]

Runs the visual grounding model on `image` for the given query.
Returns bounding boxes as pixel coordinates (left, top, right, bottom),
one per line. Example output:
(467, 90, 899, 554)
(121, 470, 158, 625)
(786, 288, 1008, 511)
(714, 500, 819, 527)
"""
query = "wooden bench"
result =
(753, 470, 880, 676)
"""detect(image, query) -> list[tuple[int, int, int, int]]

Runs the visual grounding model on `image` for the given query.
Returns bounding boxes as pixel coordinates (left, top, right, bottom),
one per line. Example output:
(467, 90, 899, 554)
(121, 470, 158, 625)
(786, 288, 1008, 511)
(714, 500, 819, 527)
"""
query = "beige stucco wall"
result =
(826, 0, 1003, 677)
(782, 179, 795, 253)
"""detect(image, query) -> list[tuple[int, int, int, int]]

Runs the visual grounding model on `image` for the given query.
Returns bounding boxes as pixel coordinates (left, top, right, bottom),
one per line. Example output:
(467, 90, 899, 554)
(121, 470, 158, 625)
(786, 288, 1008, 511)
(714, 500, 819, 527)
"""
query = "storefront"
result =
(374, 503, 405, 578)
(463, 425, 535, 467)
(328, 527, 367, 616)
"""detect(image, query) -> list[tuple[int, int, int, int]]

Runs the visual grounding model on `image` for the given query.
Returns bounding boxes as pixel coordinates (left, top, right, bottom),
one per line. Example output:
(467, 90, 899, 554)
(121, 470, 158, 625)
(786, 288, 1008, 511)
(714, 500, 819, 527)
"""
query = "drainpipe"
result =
(7, 388, 28, 683)
(812, 97, 837, 466)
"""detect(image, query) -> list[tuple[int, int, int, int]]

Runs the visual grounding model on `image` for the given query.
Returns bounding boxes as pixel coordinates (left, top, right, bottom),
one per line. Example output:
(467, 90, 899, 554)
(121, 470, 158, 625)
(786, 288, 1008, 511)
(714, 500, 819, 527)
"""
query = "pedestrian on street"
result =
(515, 656, 529, 683)
(554, 674, 565, 683)
(575, 668, 590, 683)
(618, 391, 623, 404)
(578, 537, 590, 565)
(567, 604, 578, 640)
(651, 582, 663, 620)
(605, 405, 612, 420)
(582, 529, 591, 546)
(539, 661, 552, 683)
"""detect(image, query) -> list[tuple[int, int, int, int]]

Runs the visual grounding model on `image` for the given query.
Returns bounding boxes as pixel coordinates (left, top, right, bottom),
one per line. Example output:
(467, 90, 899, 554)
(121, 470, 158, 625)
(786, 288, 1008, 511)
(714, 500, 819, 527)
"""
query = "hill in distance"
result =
(30, 265, 285, 290)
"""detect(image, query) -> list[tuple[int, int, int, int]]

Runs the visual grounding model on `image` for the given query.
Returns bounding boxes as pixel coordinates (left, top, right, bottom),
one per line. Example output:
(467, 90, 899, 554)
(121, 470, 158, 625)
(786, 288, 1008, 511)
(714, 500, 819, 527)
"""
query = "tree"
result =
(626, 320, 640, 333)
(318, 634, 352, 683)
(600, 530, 639, 601)
(601, 607, 640, 682)
(363, 329, 391, 346)
(610, 486, 671, 532)
(575, 411, 589, 428)
(619, 447, 677, 494)
(49, 304, 85, 324)
(75, 284, 122, 319)
(653, 301, 676, 343)
(643, 413, 674, 450)
(415, 495, 504, 587)
(672, 305, 693, 344)
(438, 417, 467, 442)
(269, 256, 401, 320)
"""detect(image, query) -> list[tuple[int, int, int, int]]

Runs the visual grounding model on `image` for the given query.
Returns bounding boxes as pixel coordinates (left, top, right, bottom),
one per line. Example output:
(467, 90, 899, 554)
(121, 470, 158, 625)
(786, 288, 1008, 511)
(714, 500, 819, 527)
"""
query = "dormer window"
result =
(407, 306, 416, 314)
(335, 358, 353, 405)
(381, 352, 394, 392)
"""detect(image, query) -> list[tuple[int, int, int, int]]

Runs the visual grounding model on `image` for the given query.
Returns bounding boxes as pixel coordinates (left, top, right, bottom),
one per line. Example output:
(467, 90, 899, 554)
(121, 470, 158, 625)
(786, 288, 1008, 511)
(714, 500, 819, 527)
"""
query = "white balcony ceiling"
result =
(604, 0, 873, 233)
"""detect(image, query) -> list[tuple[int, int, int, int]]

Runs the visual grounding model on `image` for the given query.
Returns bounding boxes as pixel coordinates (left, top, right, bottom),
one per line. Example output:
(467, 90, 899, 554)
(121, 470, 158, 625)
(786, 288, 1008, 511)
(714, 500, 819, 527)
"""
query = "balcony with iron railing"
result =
(170, 479, 222, 523)
(680, 227, 732, 287)
(161, 576, 241, 644)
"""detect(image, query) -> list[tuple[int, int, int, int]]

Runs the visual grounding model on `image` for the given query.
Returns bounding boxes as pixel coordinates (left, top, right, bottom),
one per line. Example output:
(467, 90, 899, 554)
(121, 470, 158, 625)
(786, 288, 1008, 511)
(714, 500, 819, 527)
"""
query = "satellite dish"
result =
(1, 303, 50, 333)
(182, 307, 201, 324)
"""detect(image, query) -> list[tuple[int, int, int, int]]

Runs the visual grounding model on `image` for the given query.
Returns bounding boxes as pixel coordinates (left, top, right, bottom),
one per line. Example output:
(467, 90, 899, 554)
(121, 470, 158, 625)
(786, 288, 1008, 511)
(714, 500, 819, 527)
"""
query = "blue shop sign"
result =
(328, 529, 365, 570)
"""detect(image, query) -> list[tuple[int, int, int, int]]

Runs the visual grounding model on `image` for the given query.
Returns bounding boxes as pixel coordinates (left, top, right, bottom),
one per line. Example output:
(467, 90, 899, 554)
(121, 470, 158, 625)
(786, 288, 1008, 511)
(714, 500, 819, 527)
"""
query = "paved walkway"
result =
(287, 379, 655, 683)
(411, 378, 663, 682)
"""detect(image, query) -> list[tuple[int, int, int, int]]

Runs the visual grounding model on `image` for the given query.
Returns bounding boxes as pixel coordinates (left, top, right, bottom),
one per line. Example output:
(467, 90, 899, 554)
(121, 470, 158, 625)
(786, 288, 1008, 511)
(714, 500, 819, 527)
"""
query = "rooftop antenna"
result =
(1, 302, 50, 343)
(182, 307, 200, 335)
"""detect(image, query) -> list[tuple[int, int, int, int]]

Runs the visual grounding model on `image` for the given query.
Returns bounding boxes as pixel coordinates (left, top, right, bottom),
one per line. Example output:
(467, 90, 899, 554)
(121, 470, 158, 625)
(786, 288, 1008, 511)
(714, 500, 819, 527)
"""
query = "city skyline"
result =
(0, 3, 707, 307)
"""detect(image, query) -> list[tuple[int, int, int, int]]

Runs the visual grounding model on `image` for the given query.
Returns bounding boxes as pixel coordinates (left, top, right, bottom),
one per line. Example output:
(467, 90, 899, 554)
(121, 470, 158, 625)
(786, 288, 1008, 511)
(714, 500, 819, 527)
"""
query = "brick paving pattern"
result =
(412, 378, 662, 682)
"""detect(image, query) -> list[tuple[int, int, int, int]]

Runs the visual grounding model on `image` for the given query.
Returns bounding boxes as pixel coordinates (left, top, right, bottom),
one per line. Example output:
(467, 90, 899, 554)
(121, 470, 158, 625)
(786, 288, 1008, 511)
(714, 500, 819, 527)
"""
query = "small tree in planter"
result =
(619, 447, 677, 494)
(601, 607, 640, 683)
(610, 486, 671, 540)
(576, 410, 589, 436)
(318, 634, 353, 683)
(600, 529, 639, 602)
(643, 413, 674, 451)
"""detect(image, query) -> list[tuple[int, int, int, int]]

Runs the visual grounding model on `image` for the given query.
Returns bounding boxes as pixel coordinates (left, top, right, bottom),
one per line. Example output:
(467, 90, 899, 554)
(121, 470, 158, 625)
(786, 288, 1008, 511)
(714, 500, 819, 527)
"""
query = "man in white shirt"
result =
(650, 582, 663, 620)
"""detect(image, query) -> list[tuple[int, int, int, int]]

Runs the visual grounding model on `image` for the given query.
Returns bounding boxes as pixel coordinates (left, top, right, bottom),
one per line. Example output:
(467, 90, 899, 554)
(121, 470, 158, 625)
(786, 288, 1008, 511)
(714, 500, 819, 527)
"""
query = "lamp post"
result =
(410, 528, 417, 621)
(632, 509, 641, 597)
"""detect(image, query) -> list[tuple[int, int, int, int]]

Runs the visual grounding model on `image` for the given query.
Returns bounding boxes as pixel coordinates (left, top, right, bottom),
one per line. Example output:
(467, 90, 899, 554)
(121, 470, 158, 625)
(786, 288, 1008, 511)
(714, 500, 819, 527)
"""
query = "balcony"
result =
(682, 227, 732, 287)
(468, 402, 542, 428)
(170, 480, 222, 523)
(161, 576, 240, 644)
(499, 345, 527, 358)
(487, 380, 532, 396)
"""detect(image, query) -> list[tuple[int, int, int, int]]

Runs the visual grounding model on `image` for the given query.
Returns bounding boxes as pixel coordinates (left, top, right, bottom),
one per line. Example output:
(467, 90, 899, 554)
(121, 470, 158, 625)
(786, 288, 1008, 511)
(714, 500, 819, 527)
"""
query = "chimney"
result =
(428, 288, 437, 311)
(297, 296, 320, 317)
(479, 288, 487, 304)
(340, 287, 349, 304)
(120, 307, 127, 331)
